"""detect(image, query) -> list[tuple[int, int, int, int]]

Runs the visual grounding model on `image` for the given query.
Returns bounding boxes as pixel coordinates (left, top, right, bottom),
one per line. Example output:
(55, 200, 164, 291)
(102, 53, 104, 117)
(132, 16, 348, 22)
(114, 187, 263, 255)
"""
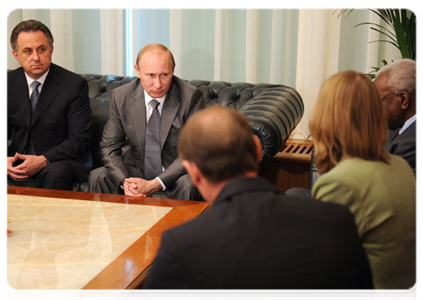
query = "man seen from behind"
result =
(143, 106, 373, 289)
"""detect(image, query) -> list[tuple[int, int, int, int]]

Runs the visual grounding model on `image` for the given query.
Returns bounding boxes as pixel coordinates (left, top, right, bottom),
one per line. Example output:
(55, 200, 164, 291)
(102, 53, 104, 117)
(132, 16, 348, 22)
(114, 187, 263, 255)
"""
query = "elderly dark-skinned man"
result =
(374, 59, 416, 174)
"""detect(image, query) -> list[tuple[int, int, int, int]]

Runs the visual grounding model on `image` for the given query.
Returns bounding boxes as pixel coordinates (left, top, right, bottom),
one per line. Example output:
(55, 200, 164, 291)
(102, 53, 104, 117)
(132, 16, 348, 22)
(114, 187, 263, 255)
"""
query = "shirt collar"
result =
(144, 90, 166, 107)
(399, 114, 416, 135)
(25, 69, 50, 90)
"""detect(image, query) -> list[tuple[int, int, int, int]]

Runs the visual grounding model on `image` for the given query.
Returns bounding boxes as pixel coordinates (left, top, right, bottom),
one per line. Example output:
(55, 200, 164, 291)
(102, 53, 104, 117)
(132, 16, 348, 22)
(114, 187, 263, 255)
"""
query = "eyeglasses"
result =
(381, 90, 406, 100)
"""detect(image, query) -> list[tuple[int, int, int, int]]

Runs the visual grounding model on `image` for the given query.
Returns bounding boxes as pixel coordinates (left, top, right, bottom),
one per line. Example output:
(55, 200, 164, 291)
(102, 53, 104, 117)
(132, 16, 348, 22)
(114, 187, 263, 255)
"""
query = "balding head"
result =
(136, 43, 175, 71)
(178, 106, 260, 184)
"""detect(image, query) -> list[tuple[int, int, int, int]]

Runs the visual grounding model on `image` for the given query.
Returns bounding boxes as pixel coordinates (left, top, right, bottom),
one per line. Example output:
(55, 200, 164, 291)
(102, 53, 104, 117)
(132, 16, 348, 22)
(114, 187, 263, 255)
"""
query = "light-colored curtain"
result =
(7, 8, 401, 138)
(295, 9, 341, 139)
(8, 9, 104, 74)
(123, 9, 299, 87)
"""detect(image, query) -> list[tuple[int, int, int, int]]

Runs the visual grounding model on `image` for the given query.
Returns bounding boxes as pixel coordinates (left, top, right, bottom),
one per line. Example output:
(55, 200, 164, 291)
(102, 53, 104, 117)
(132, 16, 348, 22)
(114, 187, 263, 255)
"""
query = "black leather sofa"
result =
(8, 70, 304, 192)
(82, 74, 305, 172)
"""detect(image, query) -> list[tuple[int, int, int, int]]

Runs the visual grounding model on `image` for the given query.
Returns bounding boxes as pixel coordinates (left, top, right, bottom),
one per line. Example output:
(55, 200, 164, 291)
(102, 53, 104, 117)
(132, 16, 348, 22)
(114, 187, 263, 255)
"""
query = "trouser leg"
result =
(164, 174, 203, 201)
(36, 161, 77, 190)
(88, 166, 120, 194)
(285, 187, 312, 199)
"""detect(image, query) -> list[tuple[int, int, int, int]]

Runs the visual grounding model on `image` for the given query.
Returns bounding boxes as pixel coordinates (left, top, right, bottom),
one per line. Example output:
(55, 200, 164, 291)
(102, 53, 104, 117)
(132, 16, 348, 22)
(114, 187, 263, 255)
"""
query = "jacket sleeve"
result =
(355, 237, 375, 288)
(98, 89, 131, 186)
(43, 78, 92, 163)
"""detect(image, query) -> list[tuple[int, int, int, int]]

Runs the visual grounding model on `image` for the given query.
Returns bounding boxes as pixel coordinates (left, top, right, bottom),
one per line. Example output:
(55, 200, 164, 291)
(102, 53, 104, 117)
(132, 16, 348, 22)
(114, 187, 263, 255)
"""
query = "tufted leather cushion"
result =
(187, 80, 304, 160)
(80, 74, 304, 167)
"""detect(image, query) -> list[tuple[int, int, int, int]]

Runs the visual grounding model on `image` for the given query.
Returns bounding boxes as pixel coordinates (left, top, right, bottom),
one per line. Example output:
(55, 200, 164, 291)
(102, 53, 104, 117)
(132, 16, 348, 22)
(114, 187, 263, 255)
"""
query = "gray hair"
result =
(376, 59, 416, 94)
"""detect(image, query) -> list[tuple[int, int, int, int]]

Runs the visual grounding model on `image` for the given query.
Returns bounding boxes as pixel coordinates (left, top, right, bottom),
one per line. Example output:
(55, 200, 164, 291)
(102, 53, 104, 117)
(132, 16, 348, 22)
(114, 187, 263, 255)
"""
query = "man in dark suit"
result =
(143, 106, 373, 289)
(7, 19, 92, 190)
(374, 59, 416, 174)
(88, 44, 205, 200)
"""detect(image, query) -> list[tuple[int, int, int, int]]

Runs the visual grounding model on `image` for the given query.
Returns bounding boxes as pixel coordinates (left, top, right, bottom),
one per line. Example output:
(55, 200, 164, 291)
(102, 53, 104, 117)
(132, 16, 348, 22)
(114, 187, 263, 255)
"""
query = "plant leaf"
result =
(392, 12, 411, 58)
(355, 22, 397, 43)
(369, 39, 401, 50)
(338, 9, 416, 62)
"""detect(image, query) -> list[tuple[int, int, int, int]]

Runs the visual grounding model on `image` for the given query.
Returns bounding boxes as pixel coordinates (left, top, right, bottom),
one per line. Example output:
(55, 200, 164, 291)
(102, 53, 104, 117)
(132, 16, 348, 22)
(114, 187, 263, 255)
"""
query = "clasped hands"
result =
(123, 177, 162, 197)
(7, 153, 48, 181)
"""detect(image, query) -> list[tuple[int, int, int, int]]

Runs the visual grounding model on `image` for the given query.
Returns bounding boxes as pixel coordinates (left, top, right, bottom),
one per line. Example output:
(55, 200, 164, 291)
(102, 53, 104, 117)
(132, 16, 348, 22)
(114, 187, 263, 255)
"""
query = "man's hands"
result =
(7, 153, 48, 181)
(123, 177, 162, 197)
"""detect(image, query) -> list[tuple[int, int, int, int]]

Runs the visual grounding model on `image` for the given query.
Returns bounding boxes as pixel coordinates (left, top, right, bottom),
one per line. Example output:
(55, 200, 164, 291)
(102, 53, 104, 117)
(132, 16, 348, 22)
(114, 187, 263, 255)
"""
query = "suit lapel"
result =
(31, 65, 60, 126)
(160, 81, 180, 149)
(387, 129, 400, 143)
(130, 80, 147, 150)
(385, 122, 416, 154)
(400, 121, 416, 138)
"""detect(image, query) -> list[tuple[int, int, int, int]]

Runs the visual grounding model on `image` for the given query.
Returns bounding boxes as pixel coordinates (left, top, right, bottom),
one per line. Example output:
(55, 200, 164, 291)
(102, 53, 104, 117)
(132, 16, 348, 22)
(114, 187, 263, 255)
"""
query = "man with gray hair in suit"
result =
(374, 59, 416, 174)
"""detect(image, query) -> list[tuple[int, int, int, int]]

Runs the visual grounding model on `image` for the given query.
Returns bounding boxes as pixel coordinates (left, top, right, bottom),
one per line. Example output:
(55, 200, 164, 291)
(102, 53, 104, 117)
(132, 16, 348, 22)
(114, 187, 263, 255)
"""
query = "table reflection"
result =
(7, 194, 171, 289)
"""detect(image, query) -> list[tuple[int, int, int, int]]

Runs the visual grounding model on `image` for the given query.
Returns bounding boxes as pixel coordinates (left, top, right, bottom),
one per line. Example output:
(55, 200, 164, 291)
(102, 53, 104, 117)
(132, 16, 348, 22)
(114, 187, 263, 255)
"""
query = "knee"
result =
(172, 174, 203, 201)
(88, 167, 107, 183)
(88, 167, 117, 194)
(41, 162, 74, 180)
(37, 162, 76, 190)
(285, 187, 312, 199)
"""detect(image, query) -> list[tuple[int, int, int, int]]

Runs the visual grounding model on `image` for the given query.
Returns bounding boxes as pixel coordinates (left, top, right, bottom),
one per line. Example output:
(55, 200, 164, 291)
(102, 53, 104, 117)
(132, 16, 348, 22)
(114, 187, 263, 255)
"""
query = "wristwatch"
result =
(119, 178, 128, 190)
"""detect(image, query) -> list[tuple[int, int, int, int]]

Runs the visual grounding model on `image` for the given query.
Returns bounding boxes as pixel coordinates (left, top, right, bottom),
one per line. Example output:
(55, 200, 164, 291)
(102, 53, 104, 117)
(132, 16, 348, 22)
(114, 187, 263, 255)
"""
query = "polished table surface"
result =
(7, 186, 209, 289)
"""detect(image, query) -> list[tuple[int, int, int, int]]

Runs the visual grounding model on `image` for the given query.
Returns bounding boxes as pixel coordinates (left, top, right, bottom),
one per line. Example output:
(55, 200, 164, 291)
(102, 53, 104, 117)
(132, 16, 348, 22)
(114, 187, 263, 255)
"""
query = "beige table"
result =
(7, 186, 209, 289)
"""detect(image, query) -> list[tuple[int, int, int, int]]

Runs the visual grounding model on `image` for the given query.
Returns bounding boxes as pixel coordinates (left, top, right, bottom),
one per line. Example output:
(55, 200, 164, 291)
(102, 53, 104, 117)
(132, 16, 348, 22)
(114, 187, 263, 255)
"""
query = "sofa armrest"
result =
(240, 84, 304, 160)
(189, 80, 304, 161)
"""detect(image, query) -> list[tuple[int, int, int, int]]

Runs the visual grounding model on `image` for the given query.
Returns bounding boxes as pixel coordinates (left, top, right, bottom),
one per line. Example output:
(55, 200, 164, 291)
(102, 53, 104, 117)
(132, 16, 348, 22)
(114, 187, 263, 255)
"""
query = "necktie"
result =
(144, 100, 162, 180)
(26, 81, 41, 155)
(30, 81, 41, 112)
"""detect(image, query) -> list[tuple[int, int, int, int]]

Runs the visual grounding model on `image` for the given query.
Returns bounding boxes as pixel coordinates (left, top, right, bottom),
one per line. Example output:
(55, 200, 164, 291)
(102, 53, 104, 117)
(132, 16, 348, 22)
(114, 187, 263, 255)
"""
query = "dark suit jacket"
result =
(143, 177, 373, 289)
(8, 63, 93, 182)
(100, 76, 205, 188)
(385, 121, 416, 174)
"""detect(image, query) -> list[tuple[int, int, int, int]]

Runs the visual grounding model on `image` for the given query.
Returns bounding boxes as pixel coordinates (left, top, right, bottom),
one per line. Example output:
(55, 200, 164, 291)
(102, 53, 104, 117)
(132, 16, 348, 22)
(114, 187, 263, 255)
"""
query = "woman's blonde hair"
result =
(309, 70, 389, 173)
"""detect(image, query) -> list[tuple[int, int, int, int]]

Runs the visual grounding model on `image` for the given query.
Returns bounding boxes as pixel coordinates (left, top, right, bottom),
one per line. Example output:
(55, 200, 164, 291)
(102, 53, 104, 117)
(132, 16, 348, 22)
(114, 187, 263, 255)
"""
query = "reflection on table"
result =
(7, 186, 209, 289)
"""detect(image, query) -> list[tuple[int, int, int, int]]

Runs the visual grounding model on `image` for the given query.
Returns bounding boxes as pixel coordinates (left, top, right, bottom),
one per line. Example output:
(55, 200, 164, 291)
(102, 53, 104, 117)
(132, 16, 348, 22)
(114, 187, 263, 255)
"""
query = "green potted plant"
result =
(340, 9, 416, 79)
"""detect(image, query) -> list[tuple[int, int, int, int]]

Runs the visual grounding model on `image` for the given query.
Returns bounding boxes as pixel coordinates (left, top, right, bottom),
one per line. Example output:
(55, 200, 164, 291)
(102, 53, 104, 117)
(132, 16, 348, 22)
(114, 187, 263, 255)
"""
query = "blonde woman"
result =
(310, 71, 415, 289)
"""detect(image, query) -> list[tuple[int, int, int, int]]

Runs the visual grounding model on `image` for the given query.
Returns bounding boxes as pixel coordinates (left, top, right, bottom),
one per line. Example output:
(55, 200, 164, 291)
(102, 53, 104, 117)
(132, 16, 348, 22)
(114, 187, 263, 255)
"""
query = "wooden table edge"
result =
(7, 186, 209, 290)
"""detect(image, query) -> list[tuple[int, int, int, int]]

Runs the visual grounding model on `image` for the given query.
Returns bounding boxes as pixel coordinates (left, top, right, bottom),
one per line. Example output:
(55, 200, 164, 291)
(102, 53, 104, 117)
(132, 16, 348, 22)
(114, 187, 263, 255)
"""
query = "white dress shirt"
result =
(25, 70, 49, 98)
(399, 114, 416, 136)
